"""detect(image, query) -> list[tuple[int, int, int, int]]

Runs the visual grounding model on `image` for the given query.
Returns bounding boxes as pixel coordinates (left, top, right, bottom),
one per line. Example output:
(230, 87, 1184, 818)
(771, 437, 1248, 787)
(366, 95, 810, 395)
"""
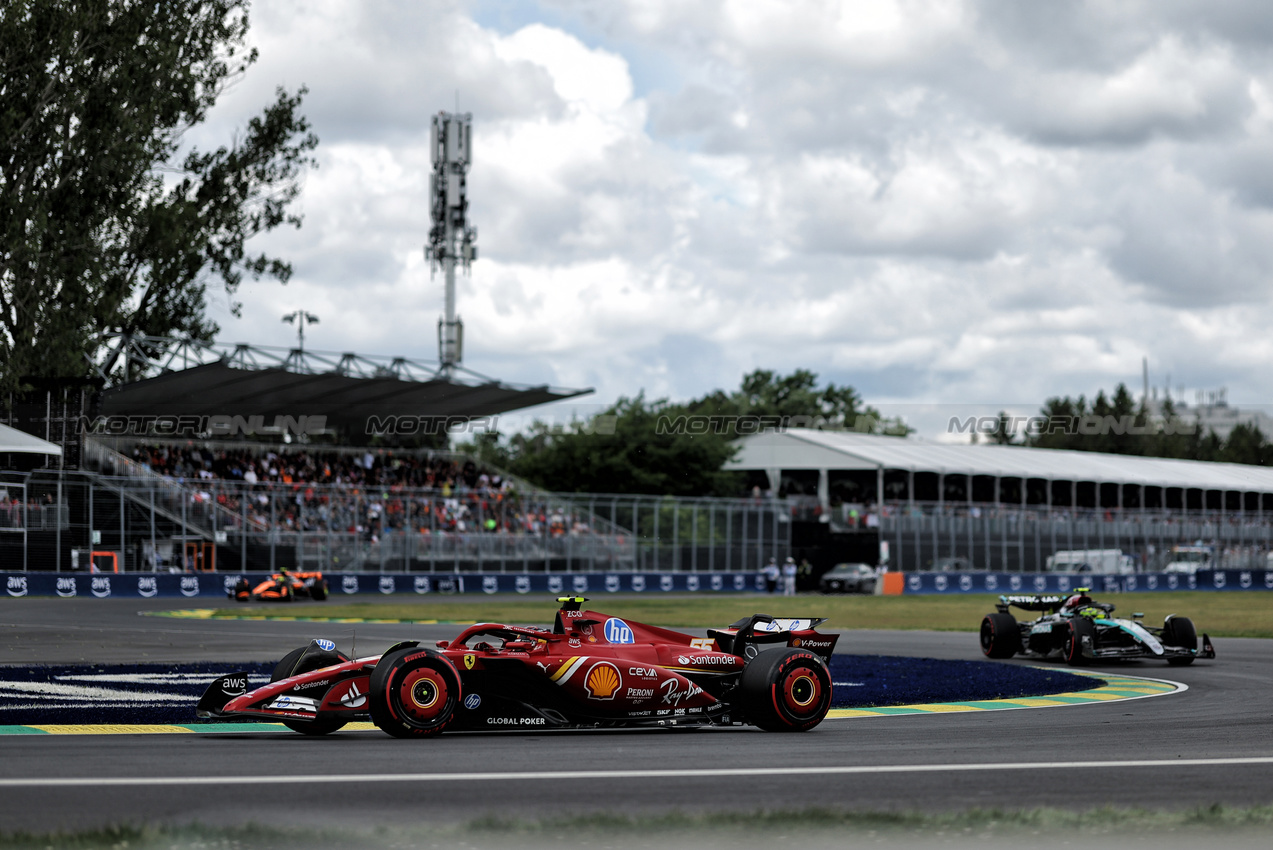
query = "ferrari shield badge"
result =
(464, 653, 476, 670)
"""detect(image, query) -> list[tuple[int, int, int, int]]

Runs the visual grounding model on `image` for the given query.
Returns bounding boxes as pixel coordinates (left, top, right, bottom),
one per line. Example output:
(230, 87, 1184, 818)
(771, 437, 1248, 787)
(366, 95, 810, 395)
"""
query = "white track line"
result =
(4, 757, 1273, 788)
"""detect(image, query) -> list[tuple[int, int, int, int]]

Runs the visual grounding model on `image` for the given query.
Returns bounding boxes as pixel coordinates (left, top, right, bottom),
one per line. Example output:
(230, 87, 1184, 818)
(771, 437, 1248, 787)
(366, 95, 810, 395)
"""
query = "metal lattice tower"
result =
(425, 112, 477, 379)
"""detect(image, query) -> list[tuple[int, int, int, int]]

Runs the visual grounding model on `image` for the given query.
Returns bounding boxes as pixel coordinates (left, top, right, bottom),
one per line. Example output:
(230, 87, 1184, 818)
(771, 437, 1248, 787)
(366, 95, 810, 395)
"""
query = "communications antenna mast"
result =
(425, 111, 477, 378)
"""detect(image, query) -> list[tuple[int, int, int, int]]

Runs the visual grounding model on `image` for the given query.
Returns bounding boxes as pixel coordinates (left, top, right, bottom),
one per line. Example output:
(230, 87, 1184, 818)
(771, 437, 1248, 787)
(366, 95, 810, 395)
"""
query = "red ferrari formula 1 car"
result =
(229, 570, 328, 602)
(197, 597, 838, 736)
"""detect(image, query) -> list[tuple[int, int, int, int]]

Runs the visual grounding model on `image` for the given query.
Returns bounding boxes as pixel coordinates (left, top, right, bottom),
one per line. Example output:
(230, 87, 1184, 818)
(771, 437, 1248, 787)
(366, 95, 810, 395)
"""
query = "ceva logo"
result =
(515, 576, 530, 594)
(56, 577, 77, 598)
(137, 577, 158, 598)
(482, 576, 498, 594)
(341, 575, 359, 594)
(378, 576, 395, 595)
(180, 576, 200, 597)
(414, 576, 430, 594)
(6, 576, 27, 597)
(91, 577, 111, 598)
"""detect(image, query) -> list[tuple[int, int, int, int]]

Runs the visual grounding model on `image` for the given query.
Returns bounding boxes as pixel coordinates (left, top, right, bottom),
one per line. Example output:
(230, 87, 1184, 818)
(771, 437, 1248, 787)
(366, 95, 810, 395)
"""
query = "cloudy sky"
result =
(195, 0, 1273, 438)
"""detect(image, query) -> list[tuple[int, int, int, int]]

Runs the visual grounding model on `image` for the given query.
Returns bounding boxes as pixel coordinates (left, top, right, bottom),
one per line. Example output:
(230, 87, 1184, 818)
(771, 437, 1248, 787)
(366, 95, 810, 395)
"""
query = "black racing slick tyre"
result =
(369, 647, 462, 738)
(1163, 616, 1197, 665)
(738, 647, 832, 732)
(980, 613, 1021, 659)
(1065, 618, 1095, 666)
(309, 580, 328, 601)
(270, 645, 350, 735)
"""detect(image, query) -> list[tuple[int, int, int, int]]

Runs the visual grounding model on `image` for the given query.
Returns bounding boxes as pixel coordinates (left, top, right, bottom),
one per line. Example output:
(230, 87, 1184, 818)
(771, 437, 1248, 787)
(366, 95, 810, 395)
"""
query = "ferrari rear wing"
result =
(709, 614, 838, 659)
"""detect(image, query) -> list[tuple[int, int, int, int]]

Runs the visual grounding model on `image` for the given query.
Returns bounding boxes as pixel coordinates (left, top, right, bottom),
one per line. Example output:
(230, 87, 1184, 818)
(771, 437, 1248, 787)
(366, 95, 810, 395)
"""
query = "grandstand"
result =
(730, 429, 1273, 572)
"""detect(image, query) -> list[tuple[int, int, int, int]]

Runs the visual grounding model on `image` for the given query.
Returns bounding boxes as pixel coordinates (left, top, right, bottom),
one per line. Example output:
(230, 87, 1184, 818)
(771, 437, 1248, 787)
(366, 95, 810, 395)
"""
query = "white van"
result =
(1044, 549, 1135, 575)
(1164, 546, 1212, 575)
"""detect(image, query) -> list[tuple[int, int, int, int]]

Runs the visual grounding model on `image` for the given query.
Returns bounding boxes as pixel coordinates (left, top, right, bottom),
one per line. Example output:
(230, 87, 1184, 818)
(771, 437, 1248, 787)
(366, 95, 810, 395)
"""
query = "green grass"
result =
(2, 805, 1271, 849)
(214, 591, 1273, 638)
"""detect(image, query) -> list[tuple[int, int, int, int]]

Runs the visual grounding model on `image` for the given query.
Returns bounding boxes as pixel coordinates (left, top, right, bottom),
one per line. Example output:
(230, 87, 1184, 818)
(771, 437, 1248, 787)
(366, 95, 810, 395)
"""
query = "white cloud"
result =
(193, 0, 1273, 438)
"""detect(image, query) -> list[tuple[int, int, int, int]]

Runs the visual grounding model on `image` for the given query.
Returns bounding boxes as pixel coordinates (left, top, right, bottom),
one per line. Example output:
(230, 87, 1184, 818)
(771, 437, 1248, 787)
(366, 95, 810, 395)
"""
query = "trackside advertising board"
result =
(1, 570, 1270, 599)
(901, 570, 1273, 594)
(0, 571, 769, 599)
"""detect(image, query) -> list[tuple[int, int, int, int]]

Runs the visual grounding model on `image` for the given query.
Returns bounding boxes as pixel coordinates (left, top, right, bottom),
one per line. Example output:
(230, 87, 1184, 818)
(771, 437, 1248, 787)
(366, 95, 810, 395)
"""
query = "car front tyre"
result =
(369, 647, 462, 738)
(1163, 616, 1197, 666)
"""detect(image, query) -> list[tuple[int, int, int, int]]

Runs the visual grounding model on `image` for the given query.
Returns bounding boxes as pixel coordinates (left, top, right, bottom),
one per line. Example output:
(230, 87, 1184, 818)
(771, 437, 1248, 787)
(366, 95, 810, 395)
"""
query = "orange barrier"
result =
(90, 551, 119, 573)
(881, 572, 904, 595)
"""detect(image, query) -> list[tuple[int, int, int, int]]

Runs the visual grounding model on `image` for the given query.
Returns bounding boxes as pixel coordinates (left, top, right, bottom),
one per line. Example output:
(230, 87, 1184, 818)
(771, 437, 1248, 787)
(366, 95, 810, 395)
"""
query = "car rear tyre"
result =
(309, 580, 328, 601)
(1163, 616, 1197, 666)
(738, 647, 832, 732)
(979, 613, 1020, 658)
(369, 647, 461, 738)
(1065, 618, 1094, 666)
(270, 645, 351, 735)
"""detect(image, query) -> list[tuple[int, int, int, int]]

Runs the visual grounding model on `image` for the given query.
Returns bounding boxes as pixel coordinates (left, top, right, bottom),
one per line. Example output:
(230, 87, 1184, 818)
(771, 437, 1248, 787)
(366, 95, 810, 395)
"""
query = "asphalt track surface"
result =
(0, 595, 1270, 833)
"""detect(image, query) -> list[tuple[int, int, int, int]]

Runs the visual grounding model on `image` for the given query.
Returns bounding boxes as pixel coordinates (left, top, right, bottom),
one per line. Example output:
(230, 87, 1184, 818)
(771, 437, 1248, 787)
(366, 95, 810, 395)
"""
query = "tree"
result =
(489, 369, 904, 495)
(0, 0, 317, 393)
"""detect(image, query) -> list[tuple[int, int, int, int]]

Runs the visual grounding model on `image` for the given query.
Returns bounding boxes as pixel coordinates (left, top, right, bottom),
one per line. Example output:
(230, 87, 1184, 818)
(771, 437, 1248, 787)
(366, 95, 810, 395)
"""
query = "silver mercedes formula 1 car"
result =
(979, 588, 1215, 666)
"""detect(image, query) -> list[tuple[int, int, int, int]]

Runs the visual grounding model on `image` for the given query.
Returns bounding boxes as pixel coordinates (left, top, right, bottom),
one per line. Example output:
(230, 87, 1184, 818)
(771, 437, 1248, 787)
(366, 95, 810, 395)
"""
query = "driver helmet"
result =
(1062, 592, 1091, 612)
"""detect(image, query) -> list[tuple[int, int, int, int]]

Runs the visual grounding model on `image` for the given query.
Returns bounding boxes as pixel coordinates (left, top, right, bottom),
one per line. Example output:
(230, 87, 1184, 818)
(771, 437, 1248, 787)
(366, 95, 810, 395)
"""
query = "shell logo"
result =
(584, 662, 621, 700)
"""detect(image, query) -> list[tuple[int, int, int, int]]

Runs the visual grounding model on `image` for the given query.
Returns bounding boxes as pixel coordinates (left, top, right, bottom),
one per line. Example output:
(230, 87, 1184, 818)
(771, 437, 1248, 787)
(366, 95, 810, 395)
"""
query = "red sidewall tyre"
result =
(270, 645, 351, 735)
(1066, 619, 1093, 666)
(369, 648, 462, 738)
(980, 613, 1020, 658)
(739, 648, 832, 732)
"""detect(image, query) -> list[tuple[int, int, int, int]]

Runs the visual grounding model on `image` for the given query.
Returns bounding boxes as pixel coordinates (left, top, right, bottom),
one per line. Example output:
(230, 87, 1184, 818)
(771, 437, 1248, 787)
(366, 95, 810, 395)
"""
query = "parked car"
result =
(819, 563, 877, 594)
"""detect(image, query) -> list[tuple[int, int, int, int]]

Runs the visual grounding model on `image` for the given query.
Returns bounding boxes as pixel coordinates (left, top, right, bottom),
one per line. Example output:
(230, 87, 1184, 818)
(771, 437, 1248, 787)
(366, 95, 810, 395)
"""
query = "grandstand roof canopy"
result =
(96, 337, 592, 433)
(728, 429, 1273, 492)
(0, 424, 62, 457)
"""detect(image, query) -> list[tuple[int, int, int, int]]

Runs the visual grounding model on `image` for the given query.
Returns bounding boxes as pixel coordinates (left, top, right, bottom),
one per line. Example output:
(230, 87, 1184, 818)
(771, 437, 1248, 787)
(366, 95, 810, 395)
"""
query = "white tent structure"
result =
(728, 429, 1273, 512)
(0, 424, 62, 459)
